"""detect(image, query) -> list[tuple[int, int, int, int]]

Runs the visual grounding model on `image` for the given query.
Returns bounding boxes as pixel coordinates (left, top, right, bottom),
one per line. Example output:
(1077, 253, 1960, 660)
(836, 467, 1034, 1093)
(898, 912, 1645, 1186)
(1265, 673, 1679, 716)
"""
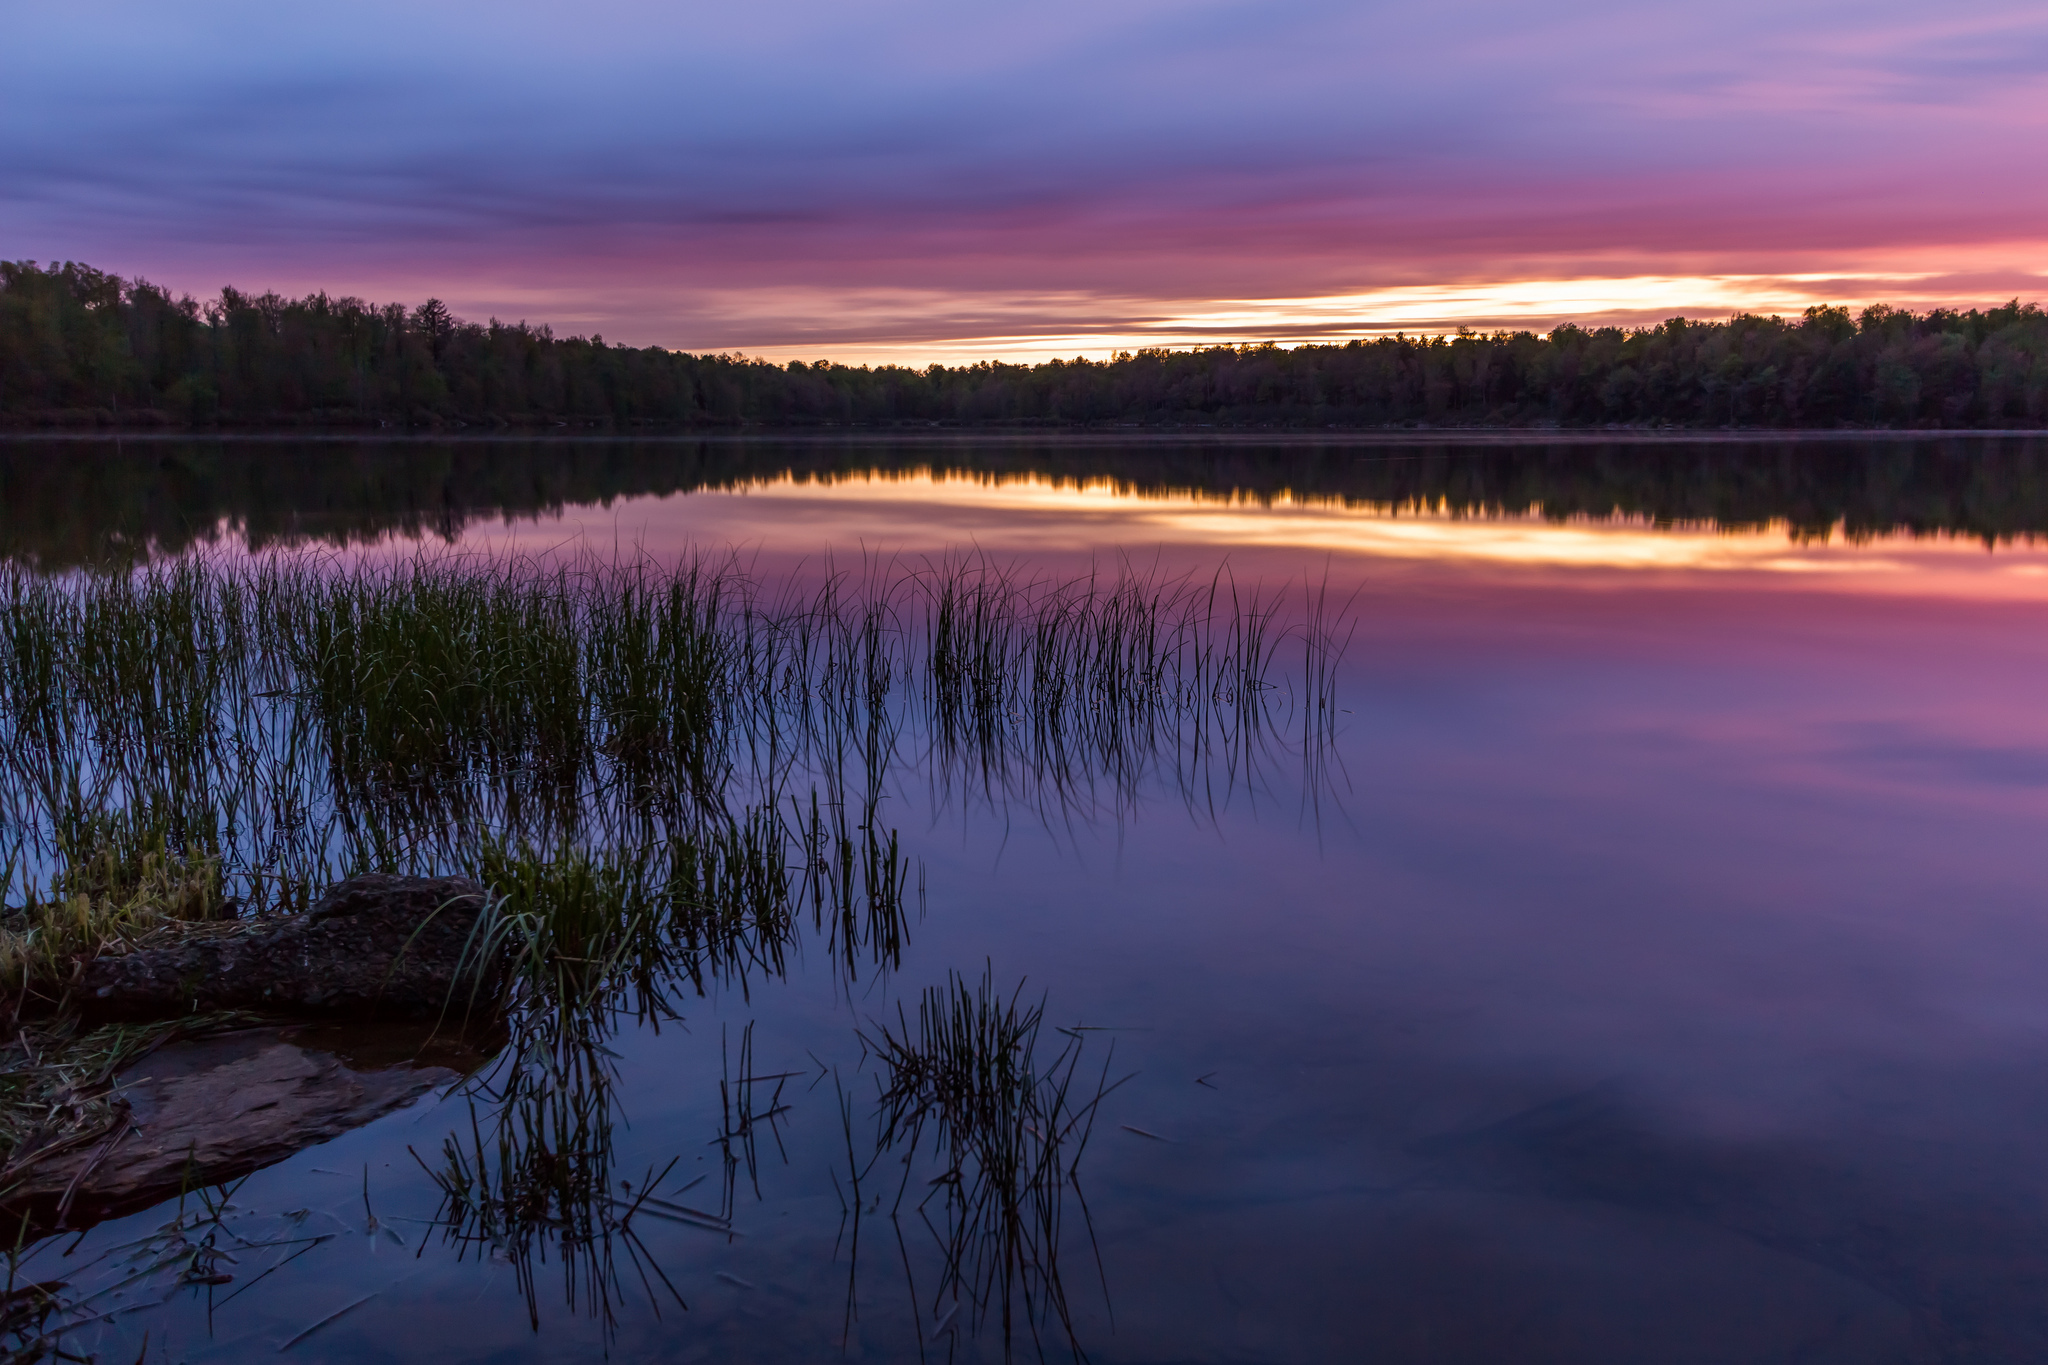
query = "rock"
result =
(1, 1020, 485, 1232)
(77, 874, 499, 1024)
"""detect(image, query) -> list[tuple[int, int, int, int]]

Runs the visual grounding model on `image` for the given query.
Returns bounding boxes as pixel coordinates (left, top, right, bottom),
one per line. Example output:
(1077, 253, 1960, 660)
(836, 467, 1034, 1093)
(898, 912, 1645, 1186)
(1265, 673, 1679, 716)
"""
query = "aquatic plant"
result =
(0, 552, 1337, 931)
(0, 823, 224, 1016)
(418, 819, 900, 1340)
(847, 966, 1125, 1362)
(420, 1003, 688, 1336)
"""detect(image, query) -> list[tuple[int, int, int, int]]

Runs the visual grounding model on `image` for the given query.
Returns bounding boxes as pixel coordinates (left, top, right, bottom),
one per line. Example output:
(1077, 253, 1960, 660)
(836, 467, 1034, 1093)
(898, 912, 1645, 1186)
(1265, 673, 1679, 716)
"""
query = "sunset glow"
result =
(727, 269, 2048, 365)
(9, 1, 2047, 356)
(9, 2, 2048, 1349)
(415, 470, 2048, 597)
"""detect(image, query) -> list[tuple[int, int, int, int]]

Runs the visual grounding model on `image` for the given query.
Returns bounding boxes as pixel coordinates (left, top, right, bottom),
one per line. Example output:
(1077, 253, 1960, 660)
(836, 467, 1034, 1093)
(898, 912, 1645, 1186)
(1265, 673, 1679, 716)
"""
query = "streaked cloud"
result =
(6, 0, 2045, 357)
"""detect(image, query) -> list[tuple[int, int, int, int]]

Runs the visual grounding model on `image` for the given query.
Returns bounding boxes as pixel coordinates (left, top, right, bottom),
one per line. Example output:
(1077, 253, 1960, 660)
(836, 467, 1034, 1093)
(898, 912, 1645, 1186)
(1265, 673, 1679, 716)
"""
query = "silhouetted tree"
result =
(413, 298, 453, 360)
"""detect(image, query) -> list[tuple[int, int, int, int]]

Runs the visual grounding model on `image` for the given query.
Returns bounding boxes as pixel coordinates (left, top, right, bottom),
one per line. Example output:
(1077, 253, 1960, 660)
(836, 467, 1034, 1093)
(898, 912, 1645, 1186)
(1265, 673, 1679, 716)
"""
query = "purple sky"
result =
(7, 0, 2047, 359)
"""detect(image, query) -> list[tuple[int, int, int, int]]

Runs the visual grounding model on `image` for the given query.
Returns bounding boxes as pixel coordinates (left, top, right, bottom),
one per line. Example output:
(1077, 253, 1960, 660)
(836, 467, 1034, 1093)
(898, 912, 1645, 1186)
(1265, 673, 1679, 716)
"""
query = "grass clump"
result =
(0, 552, 1339, 929)
(423, 838, 707, 1334)
(0, 821, 225, 1017)
(851, 965, 1124, 1361)
(0, 548, 1341, 1342)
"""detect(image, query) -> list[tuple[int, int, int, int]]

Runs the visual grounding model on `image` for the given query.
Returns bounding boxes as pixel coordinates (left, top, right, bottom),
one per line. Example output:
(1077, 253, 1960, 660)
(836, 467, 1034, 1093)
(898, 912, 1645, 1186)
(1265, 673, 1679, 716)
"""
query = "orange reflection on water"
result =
(430, 469, 2048, 599)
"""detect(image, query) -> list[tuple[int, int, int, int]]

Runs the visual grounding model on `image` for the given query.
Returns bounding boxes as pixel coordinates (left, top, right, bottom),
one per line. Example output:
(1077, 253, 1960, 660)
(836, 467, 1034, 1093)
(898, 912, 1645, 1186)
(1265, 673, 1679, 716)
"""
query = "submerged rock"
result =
(77, 874, 498, 1024)
(1, 1019, 486, 1232)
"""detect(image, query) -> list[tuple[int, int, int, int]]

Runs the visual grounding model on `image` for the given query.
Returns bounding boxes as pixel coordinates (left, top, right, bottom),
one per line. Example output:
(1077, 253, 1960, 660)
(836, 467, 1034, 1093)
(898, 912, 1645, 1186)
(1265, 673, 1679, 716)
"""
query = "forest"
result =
(4, 259, 2047, 430)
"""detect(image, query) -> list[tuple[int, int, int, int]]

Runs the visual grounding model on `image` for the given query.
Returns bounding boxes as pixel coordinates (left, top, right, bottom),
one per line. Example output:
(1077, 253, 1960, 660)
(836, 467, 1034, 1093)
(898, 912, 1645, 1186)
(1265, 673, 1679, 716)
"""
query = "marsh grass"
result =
(0, 551, 1338, 937)
(418, 824, 843, 1339)
(847, 966, 1124, 1362)
(0, 824, 225, 1017)
(717, 1020, 793, 1207)
(420, 1006, 689, 1335)
(796, 789, 911, 983)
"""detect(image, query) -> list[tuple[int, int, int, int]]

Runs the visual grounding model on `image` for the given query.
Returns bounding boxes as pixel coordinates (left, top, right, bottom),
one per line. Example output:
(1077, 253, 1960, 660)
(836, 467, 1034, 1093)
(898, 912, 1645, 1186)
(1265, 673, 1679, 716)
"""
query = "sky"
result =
(6, 0, 2048, 362)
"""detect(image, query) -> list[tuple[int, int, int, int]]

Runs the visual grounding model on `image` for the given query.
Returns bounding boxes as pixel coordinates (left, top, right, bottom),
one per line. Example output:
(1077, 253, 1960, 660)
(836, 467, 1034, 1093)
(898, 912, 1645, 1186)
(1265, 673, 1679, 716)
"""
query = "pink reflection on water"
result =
(313, 470, 2048, 604)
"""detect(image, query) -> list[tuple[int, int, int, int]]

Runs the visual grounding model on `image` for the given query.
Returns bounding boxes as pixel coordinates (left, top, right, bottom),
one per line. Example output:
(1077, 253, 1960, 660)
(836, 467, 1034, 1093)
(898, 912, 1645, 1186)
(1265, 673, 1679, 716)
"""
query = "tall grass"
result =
(0, 552, 1339, 933)
(848, 966, 1124, 1361)
(0, 828, 223, 1015)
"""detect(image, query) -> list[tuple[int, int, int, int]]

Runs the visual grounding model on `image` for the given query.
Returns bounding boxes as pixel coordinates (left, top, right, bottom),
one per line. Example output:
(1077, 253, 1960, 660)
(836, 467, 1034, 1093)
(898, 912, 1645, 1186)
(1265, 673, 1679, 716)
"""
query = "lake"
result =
(5, 433, 2048, 1363)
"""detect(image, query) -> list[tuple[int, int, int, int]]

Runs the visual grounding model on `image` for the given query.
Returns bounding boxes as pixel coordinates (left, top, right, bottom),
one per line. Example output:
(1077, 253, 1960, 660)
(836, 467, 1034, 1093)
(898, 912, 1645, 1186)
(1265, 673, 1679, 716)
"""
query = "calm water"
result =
(10, 434, 2048, 1363)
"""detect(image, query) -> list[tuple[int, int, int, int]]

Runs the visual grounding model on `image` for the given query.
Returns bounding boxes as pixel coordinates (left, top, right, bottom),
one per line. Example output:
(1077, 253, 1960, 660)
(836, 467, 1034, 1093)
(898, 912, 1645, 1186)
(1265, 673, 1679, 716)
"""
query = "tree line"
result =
(5, 259, 2047, 429)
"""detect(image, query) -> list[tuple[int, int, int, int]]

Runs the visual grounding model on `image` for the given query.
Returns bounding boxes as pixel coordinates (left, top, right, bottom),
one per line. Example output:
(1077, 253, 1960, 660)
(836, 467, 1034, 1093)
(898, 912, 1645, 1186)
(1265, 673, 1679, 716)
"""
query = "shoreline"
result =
(4, 425, 2048, 446)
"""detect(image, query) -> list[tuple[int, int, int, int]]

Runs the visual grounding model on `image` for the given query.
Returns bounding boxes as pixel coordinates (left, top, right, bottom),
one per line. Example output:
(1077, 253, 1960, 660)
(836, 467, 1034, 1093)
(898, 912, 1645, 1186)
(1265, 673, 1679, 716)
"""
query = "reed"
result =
(459, 809, 812, 1023)
(0, 551, 1337, 943)
(854, 965, 1124, 1361)
(420, 819, 841, 1337)
(0, 823, 224, 1014)
(420, 1007, 684, 1334)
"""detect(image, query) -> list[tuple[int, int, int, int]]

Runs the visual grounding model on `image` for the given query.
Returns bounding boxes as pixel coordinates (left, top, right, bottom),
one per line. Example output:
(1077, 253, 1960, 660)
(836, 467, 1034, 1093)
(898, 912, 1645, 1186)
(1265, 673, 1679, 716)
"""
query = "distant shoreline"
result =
(9, 263, 2047, 432)
(4, 424, 2047, 444)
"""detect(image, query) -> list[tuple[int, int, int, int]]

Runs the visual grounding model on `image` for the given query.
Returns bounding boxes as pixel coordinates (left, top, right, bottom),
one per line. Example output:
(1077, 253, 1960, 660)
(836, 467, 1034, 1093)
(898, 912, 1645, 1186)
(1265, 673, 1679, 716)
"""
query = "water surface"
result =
(6, 434, 2048, 1363)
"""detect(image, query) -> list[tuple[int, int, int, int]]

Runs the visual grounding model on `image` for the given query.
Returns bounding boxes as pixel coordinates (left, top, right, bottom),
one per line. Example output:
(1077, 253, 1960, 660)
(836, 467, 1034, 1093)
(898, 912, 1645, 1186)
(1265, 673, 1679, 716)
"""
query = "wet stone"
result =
(78, 874, 497, 1023)
(3, 1020, 486, 1232)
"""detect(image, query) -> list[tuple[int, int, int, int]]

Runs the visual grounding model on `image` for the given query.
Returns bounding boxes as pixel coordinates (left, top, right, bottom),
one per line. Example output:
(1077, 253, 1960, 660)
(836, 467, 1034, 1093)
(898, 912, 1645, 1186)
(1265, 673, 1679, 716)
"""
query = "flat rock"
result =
(77, 873, 497, 1023)
(2, 1020, 485, 1231)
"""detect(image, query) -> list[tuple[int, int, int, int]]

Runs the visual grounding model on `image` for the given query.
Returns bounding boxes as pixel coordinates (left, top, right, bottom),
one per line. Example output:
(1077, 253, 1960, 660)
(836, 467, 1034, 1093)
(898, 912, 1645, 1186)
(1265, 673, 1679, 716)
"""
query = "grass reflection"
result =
(419, 818, 907, 1339)
(0, 552, 1340, 973)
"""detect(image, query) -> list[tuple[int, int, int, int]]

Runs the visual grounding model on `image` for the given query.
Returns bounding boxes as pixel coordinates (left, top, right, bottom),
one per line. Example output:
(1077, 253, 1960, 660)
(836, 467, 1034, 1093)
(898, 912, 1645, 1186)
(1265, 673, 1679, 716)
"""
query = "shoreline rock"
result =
(76, 874, 500, 1024)
(2, 1018, 492, 1233)
(1, 874, 510, 1236)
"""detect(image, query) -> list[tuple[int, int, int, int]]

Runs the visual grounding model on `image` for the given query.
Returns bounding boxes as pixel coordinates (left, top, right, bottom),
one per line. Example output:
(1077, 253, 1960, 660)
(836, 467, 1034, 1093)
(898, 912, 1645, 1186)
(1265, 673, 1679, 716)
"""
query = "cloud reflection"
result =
(429, 470, 2048, 598)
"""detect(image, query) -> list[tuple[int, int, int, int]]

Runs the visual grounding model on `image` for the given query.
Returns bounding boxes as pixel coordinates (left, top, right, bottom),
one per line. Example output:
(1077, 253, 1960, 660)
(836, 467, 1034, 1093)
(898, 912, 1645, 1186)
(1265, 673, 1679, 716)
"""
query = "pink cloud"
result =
(8, 0, 2046, 357)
